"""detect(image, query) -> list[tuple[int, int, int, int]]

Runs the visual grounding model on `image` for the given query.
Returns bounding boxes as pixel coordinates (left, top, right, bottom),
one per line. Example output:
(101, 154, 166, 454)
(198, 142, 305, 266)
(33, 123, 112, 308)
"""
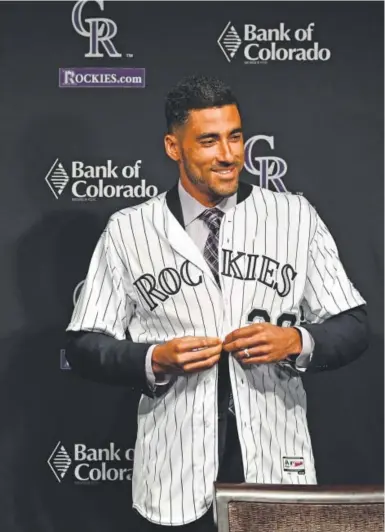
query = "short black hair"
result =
(165, 74, 241, 133)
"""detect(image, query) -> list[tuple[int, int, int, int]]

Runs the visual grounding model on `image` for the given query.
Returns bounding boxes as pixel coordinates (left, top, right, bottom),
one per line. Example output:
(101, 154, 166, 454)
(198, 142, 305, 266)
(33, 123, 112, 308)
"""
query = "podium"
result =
(213, 483, 384, 532)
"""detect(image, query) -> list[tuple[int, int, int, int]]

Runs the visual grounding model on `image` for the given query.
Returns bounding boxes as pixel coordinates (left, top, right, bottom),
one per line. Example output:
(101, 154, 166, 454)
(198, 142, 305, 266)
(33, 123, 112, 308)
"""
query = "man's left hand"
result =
(222, 323, 302, 365)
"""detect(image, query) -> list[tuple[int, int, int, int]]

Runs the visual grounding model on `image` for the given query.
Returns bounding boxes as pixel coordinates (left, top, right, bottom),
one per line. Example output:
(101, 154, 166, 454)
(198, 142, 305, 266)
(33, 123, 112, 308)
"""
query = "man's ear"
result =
(164, 133, 181, 162)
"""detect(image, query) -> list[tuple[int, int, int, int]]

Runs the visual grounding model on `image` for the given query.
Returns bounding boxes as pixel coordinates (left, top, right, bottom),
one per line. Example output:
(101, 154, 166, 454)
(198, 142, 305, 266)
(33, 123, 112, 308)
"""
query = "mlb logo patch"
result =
(283, 456, 305, 474)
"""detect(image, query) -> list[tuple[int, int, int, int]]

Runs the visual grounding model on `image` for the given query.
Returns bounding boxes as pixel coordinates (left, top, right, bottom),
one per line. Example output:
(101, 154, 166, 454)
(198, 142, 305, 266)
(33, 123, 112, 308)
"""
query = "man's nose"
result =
(217, 141, 235, 164)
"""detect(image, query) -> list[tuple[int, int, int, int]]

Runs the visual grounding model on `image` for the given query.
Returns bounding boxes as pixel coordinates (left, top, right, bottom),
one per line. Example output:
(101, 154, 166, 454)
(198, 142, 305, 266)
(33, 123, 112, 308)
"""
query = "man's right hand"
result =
(152, 336, 222, 376)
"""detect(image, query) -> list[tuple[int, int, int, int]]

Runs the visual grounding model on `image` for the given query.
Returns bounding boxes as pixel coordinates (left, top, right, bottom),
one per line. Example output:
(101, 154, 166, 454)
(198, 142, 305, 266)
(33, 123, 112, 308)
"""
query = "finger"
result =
(177, 344, 223, 366)
(233, 345, 271, 359)
(223, 334, 268, 353)
(224, 323, 266, 344)
(224, 325, 254, 344)
(183, 354, 221, 373)
(178, 336, 222, 351)
(232, 344, 272, 358)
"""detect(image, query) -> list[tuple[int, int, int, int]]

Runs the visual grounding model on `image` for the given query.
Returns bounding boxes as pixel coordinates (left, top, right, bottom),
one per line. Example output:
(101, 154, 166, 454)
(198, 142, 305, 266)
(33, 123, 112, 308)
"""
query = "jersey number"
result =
(247, 308, 297, 328)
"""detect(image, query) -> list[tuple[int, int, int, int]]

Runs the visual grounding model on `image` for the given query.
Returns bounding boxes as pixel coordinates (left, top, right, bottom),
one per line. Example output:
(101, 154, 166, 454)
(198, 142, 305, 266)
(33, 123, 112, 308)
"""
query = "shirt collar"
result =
(178, 179, 237, 228)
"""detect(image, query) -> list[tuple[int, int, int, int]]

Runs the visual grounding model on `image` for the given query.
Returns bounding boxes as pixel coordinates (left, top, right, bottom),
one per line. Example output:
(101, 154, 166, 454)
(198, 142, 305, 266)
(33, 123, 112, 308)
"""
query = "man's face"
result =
(167, 104, 244, 201)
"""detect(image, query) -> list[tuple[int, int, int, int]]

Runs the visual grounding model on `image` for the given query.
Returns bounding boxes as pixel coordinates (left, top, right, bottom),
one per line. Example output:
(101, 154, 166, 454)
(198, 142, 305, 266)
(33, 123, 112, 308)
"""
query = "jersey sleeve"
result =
(66, 217, 134, 340)
(302, 206, 366, 324)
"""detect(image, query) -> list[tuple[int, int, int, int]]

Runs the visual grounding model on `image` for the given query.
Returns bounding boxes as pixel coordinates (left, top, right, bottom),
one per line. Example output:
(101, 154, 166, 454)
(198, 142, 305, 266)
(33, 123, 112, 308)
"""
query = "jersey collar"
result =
(166, 178, 253, 229)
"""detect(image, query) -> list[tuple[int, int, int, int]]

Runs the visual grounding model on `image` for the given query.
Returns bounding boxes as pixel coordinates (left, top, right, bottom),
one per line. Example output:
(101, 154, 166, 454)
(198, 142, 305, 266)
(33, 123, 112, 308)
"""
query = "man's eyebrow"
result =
(196, 128, 243, 141)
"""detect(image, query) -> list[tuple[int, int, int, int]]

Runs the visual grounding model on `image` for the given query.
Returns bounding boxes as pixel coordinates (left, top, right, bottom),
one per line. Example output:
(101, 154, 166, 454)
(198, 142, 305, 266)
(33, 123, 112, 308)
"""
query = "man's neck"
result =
(179, 176, 229, 208)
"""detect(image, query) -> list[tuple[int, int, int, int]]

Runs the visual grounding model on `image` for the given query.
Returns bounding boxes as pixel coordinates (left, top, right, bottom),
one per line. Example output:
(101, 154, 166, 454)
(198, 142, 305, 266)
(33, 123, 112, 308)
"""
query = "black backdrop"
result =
(0, 2, 383, 531)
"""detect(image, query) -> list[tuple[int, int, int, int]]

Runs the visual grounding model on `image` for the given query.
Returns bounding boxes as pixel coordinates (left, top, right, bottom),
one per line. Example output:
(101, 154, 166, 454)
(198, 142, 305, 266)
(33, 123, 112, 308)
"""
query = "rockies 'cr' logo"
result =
(244, 135, 288, 192)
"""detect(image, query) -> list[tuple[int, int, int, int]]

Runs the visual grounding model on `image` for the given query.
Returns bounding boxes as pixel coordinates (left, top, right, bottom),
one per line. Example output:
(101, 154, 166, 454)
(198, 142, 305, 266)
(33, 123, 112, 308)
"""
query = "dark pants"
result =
(135, 413, 244, 531)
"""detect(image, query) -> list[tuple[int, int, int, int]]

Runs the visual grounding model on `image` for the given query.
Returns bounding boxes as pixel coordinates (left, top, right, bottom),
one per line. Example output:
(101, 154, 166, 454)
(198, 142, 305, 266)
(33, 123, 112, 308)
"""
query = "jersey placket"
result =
(218, 210, 239, 419)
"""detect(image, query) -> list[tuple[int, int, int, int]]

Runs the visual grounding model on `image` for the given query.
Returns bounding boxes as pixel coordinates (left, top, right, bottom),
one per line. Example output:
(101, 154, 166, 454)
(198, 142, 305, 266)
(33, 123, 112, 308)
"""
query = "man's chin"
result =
(209, 177, 239, 199)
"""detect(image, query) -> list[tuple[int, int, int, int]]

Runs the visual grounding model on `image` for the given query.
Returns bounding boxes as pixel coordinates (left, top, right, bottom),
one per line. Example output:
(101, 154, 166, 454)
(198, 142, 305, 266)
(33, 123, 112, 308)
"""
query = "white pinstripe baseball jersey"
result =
(67, 184, 366, 526)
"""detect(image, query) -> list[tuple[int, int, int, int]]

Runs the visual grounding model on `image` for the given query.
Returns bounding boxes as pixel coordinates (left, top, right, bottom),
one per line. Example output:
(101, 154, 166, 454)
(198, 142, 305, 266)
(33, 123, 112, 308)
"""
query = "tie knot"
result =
(199, 207, 225, 233)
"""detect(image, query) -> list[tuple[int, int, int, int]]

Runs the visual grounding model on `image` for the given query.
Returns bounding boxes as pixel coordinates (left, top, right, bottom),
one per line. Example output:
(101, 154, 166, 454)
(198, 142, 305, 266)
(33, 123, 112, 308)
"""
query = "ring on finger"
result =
(244, 348, 251, 358)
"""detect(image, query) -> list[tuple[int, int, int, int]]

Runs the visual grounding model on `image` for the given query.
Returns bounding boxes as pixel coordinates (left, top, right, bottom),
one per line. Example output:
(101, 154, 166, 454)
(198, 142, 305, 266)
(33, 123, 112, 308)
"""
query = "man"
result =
(66, 74, 369, 531)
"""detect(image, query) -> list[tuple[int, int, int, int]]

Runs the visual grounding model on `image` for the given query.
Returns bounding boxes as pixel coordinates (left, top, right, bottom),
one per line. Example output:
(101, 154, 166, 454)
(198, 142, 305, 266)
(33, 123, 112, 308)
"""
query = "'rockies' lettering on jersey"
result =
(221, 250, 296, 296)
(134, 251, 297, 311)
(133, 259, 202, 311)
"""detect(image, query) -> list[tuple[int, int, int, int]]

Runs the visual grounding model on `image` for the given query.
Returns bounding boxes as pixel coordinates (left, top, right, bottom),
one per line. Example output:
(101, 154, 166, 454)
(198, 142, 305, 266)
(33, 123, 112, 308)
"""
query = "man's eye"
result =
(230, 134, 242, 141)
(201, 140, 215, 146)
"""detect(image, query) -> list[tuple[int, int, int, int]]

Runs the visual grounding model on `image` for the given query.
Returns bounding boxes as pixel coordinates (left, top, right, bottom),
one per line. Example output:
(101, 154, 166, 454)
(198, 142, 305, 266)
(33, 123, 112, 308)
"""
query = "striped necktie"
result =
(199, 208, 225, 286)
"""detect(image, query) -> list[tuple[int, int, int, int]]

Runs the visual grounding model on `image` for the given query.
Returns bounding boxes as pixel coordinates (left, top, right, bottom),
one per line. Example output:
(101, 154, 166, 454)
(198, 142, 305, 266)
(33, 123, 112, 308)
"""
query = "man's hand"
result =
(222, 323, 302, 365)
(152, 336, 223, 376)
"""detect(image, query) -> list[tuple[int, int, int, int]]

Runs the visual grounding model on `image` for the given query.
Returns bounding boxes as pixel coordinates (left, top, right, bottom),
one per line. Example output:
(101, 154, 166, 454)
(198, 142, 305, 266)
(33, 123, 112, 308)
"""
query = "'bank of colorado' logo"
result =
(47, 441, 135, 484)
(45, 160, 70, 199)
(218, 21, 331, 64)
(72, 0, 122, 58)
(45, 159, 158, 201)
(48, 442, 72, 482)
(244, 135, 288, 192)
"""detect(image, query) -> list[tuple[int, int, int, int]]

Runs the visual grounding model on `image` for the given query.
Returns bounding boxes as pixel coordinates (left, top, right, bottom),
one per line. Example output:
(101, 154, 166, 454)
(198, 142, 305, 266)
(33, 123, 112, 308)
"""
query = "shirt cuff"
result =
(293, 327, 315, 372)
(145, 345, 171, 390)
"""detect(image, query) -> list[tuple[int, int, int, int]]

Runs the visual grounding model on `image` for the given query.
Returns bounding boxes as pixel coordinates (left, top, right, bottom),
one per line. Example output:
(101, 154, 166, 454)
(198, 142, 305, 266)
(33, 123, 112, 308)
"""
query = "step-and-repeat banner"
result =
(0, 2, 383, 531)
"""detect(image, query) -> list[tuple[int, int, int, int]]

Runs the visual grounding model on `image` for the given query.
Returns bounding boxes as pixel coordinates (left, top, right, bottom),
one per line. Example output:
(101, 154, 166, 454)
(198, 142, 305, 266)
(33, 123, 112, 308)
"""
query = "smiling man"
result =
(66, 74, 369, 531)
(166, 103, 244, 201)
